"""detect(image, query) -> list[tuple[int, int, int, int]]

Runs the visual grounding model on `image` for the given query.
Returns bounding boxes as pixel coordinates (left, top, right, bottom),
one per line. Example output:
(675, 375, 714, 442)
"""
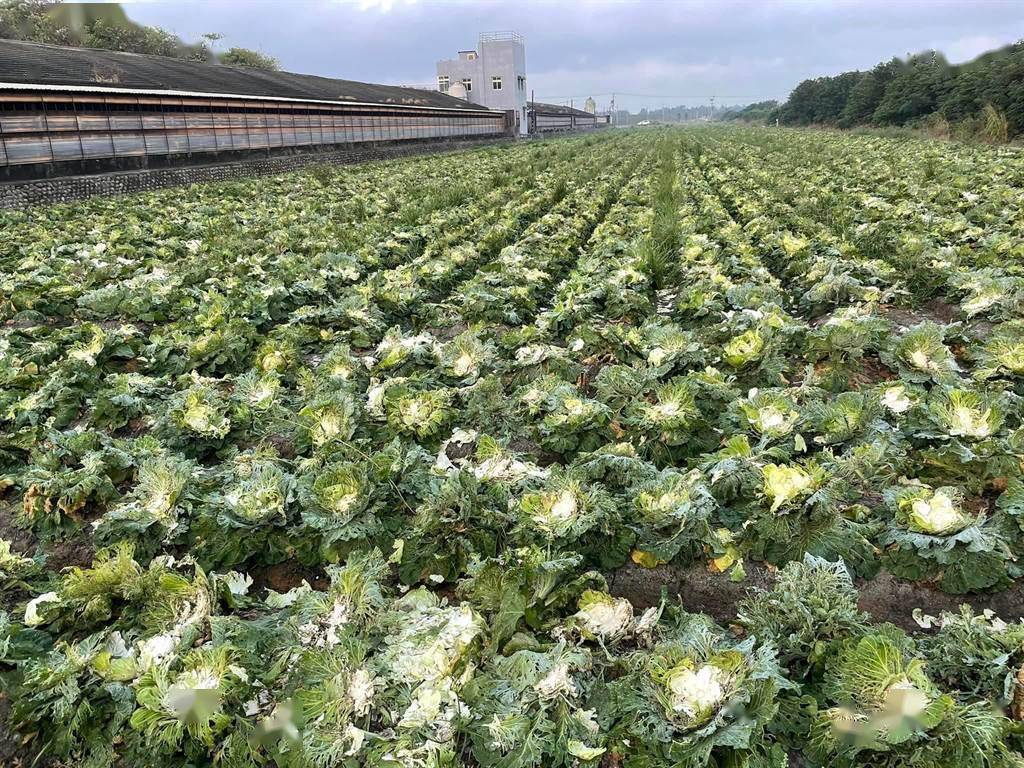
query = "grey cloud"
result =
(127, 0, 1024, 110)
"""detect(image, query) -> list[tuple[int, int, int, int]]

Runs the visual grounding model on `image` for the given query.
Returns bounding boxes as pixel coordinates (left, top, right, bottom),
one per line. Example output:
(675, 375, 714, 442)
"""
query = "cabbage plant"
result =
(607, 612, 788, 767)
(810, 632, 1014, 768)
(465, 643, 606, 767)
(881, 483, 1013, 593)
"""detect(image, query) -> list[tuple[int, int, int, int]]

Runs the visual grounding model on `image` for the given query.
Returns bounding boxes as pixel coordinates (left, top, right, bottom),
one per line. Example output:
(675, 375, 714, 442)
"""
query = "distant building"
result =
(528, 102, 609, 133)
(436, 31, 528, 135)
(584, 97, 596, 114)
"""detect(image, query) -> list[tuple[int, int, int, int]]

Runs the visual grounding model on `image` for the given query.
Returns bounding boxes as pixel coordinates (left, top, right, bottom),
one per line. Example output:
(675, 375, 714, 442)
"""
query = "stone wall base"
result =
(0, 135, 514, 209)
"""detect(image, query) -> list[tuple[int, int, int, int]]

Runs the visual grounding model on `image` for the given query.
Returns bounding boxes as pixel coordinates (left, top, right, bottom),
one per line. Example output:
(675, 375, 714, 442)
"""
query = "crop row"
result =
(3, 128, 1024, 767)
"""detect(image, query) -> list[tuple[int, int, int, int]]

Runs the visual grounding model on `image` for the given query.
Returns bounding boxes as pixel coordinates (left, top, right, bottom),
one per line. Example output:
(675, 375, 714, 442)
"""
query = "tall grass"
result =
(982, 103, 1010, 144)
(638, 140, 682, 290)
(550, 177, 569, 205)
(392, 181, 476, 228)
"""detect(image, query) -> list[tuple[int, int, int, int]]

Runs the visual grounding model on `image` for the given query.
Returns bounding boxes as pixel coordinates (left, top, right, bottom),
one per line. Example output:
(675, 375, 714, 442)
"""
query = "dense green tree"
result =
(776, 72, 861, 126)
(0, 1, 273, 68)
(940, 42, 1024, 134)
(82, 18, 183, 57)
(838, 58, 904, 127)
(778, 78, 823, 125)
(723, 100, 779, 123)
(0, 0, 73, 44)
(0, 1, 210, 58)
(775, 40, 1023, 138)
(812, 71, 862, 123)
(219, 46, 280, 70)
(872, 51, 953, 125)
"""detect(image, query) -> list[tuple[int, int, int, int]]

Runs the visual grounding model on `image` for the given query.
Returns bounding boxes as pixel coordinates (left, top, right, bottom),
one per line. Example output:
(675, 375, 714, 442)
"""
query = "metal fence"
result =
(0, 89, 509, 167)
(478, 31, 525, 44)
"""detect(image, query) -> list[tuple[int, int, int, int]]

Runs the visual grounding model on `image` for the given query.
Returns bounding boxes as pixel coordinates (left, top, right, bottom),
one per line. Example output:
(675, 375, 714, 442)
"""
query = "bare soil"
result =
(0, 492, 95, 573)
(609, 559, 1024, 633)
(43, 537, 96, 572)
(880, 298, 958, 329)
(849, 355, 896, 388)
(249, 560, 329, 593)
(855, 570, 1024, 630)
(609, 559, 774, 626)
(0, 498, 34, 554)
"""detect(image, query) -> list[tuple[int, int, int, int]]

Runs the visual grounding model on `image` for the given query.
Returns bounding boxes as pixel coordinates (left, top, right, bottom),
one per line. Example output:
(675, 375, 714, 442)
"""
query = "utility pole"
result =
(610, 92, 616, 125)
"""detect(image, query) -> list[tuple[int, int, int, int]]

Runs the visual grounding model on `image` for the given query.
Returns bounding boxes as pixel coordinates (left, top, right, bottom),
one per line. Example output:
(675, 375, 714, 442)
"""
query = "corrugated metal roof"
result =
(0, 81, 500, 114)
(0, 39, 484, 111)
(530, 101, 595, 118)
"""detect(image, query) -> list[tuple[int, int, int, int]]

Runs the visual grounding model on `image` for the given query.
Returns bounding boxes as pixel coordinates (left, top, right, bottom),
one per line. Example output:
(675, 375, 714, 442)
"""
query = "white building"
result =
(436, 31, 528, 135)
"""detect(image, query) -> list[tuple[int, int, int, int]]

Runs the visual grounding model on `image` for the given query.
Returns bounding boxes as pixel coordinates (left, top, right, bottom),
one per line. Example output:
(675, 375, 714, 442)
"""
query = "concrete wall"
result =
(437, 39, 527, 134)
(0, 134, 512, 210)
(437, 56, 483, 100)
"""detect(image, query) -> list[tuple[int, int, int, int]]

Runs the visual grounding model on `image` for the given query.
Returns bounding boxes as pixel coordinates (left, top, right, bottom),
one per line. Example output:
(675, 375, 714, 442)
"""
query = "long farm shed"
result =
(529, 101, 610, 133)
(0, 40, 511, 180)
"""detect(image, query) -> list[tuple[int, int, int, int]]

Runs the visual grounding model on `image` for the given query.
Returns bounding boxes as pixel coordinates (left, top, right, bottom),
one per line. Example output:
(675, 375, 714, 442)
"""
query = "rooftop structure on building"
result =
(436, 31, 528, 135)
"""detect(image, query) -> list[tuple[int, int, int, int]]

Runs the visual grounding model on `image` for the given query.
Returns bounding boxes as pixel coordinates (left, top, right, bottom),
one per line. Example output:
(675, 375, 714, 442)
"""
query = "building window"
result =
(517, 75, 525, 91)
(438, 75, 450, 93)
(462, 78, 473, 92)
(491, 76, 502, 90)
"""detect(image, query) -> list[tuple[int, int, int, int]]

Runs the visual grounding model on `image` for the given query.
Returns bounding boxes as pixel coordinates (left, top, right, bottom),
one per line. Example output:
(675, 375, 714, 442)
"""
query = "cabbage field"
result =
(3, 127, 1024, 767)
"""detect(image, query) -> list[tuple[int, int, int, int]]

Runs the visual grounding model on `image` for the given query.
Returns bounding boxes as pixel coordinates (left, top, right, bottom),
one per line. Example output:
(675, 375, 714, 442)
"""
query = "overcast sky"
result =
(125, 0, 1024, 111)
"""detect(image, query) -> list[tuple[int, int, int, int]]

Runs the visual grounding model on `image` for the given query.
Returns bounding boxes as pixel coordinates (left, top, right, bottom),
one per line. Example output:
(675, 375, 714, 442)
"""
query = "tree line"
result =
(0, 1, 280, 70)
(615, 104, 736, 125)
(724, 42, 1024, 141)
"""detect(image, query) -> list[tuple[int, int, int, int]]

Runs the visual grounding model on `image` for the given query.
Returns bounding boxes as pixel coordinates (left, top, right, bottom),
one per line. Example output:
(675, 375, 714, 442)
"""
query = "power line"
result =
(534, 91, 785, 102)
